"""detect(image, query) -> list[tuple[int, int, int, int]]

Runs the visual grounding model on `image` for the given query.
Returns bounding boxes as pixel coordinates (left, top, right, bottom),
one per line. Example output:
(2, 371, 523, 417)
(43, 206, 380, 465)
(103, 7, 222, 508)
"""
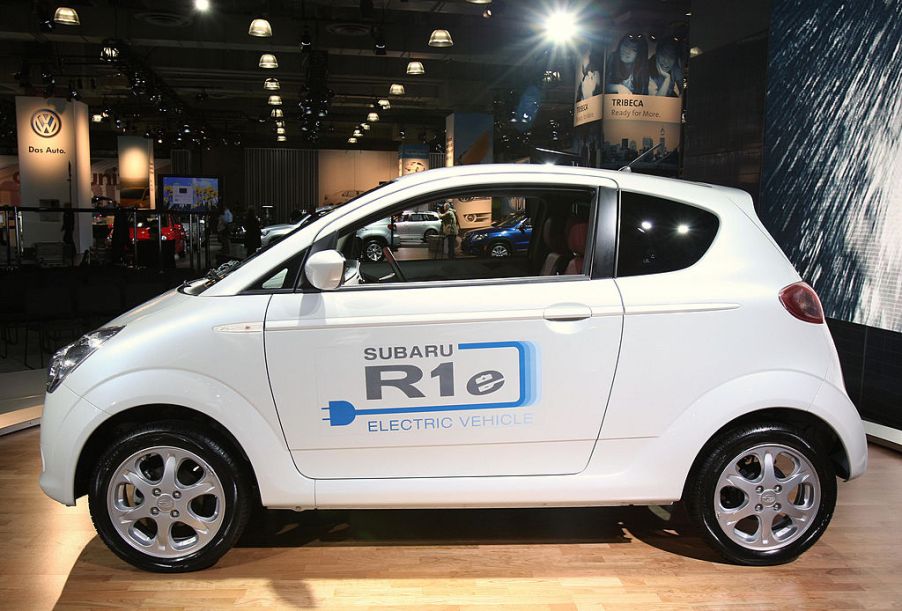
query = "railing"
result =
(1, 205, 221, 273)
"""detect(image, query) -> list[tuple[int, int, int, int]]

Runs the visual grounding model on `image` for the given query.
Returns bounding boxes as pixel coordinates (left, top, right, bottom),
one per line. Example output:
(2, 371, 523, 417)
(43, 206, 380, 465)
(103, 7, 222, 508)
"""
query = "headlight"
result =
(47, 326, 124, 393)
(472, 233, 487, 241)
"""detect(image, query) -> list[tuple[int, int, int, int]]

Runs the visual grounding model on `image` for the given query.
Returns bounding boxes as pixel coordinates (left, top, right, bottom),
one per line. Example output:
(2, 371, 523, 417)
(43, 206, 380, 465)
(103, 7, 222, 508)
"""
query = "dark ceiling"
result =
(0, 0, 689, 154)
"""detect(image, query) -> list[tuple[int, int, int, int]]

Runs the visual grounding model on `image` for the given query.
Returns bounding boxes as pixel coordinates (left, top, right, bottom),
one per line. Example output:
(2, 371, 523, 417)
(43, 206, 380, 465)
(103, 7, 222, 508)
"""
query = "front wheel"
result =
(423, 228, 438, 242)
(88, 422, 252, 572)
(685, 423, 836, 565)
(489, 241, 511, 257)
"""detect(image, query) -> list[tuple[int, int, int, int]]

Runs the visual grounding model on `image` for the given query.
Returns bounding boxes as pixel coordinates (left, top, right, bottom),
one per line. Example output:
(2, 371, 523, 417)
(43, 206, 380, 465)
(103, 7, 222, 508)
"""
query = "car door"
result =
(264, 177, 622, 480)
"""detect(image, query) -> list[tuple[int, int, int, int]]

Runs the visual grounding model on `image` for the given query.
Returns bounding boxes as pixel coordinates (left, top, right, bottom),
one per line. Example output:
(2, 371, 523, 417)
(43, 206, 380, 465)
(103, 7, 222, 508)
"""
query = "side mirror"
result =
(305, 249, 346, 291)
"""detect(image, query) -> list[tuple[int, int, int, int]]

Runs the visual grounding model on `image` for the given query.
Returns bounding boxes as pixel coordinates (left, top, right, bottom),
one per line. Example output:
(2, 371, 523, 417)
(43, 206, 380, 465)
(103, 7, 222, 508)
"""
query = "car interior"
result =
(335, 188, 596, 285)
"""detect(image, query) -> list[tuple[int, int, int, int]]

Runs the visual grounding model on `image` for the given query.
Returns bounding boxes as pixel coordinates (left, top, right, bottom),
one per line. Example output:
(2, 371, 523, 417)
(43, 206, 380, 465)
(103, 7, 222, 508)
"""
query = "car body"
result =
(106, 213, 187, 255)
(394, 210, 442, 243)
(40, 164, 867, 572)
(461, 214, 532, 257)
(260, 207, 336, 248)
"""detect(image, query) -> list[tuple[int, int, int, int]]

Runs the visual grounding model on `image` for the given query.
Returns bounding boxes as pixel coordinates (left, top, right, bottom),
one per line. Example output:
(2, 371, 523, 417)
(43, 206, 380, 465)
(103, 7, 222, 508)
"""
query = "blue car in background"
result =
(461, 214, 532, 257)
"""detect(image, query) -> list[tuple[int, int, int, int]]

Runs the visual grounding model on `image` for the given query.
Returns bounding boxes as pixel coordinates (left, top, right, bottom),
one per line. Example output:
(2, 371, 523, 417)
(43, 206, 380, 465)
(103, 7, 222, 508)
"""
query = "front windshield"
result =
(496, 214, 526, 229)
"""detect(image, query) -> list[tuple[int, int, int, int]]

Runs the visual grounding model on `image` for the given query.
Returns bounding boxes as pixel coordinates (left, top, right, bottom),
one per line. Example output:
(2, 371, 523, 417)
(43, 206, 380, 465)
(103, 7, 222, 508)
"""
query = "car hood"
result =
(107, 286, 191, 327)
(464, 227, 497, 239)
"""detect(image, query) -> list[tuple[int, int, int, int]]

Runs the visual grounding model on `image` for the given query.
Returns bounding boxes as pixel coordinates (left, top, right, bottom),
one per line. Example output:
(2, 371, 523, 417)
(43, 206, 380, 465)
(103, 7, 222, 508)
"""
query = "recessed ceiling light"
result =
(353, 128, 363, 137)
(367, 112, 380, 122)
(271, 108, 284, 118)
(249, 18, 272, 37)
(406, 61, 425, 75)
(259, 53, 278, 69)
(91, 114, 103, 123)
(194, 0, 211, 11)
(377, 98, 391, 108)
(389, 83, 405, 95)
(348, 137, 358, 144)
(267, 95, 283, 106)
(277, 135, 287, 142)
(264, 78, 280, 90)
(276, 127, 286, 135)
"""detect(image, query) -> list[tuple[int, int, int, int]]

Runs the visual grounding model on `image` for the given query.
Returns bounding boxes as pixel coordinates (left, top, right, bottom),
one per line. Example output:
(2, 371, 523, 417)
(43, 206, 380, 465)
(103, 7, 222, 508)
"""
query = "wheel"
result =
(423, 228, 438, 242)
(88, 421, 252, 572)
(685, 422, 836, 565)
(489, 241, 511, 257)
(362, 239, 385, 262)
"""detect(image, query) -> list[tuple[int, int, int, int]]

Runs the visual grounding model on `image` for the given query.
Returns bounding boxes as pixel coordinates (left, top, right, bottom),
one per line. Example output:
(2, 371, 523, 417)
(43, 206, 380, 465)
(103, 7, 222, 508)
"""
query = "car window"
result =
(332, 187, 597, 287)
(617, 192, 719, 277)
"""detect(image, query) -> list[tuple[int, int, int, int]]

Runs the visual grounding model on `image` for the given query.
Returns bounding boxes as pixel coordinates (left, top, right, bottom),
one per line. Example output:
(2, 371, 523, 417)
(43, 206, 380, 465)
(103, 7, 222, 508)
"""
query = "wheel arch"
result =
(74, 404, 260, 502)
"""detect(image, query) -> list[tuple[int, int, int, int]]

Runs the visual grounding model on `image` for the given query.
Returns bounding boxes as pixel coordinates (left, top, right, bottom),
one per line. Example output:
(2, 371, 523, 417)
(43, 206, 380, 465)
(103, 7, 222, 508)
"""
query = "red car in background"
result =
(107, 213, 187, 257)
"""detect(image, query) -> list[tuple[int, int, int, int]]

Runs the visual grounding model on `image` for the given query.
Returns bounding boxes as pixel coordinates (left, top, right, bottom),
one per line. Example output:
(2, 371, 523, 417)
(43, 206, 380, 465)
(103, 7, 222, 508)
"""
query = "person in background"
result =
(243, 208, 262, 256)
(218, 203, 232, 255)
(440, 201, 459, 259)
(61, 203, 75, 265)
(111, 207, 129, 264)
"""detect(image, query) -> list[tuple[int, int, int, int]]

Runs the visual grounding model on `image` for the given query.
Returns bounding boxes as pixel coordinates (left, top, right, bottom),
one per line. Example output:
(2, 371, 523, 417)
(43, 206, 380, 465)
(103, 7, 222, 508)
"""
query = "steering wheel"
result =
(382, 246, 407, 283)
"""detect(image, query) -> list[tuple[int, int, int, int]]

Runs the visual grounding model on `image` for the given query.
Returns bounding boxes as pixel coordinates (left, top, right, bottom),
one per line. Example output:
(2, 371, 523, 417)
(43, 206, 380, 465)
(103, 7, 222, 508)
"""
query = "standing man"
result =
(440, 201, 459, 259)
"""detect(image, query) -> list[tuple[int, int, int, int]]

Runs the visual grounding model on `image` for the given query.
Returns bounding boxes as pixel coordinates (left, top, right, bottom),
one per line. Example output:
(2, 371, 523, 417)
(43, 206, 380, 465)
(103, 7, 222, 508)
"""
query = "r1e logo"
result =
(365, 363, 504, 400)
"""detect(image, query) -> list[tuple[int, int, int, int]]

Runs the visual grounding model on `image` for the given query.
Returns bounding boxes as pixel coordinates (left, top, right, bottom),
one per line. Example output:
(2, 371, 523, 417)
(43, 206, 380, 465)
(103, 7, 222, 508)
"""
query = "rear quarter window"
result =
(617, 191, 719, 277)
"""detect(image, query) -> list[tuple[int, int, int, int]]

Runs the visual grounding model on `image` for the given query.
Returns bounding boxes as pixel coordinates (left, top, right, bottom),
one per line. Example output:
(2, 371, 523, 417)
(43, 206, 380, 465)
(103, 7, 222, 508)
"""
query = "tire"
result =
(685, 422, 836, 566)
(488, 241, 511, 257)
(88, 421, 252, 572)
(423, 228, 438, 242)
(362, 238, 385, 262)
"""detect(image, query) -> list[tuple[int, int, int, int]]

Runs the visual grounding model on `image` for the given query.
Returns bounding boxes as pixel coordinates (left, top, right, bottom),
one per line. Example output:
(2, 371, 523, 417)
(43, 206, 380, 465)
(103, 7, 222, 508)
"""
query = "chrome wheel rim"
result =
(365, 242, 383, 261)
(714, 443, 820, 551)
(490, 244, 509, 257)
(107, 445, 226, 559)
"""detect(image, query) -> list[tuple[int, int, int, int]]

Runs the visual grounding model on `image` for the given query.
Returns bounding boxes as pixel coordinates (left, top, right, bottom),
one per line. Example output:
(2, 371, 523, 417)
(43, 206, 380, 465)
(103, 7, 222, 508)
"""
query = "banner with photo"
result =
(575, 33, 686, 170)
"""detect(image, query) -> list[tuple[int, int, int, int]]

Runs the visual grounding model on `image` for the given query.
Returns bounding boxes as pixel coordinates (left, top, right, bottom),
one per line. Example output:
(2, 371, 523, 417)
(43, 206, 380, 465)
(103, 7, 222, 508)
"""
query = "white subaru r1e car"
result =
(39, 164, 867, 572)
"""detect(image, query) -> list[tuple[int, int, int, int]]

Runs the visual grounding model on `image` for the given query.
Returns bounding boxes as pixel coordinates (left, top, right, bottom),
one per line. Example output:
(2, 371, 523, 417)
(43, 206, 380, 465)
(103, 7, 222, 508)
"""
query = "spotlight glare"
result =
(194, 0, 210, 11)
(544, 10, 579, 45)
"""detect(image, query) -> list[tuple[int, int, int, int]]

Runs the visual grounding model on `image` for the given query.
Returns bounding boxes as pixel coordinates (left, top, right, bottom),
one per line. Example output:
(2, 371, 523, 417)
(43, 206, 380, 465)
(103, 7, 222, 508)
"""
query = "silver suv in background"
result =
(356, 218, 399, 262)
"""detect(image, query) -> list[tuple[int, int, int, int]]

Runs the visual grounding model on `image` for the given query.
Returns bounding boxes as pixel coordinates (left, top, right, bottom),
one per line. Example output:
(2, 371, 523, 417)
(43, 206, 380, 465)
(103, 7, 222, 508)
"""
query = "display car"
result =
(39, 164, 867, 572)
(106, 213, 187, 257)
(461, 213, 532, 257)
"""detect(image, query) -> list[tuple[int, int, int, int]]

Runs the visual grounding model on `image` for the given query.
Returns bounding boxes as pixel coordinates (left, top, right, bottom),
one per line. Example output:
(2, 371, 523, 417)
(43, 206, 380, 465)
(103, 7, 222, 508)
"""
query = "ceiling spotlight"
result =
(267, 95, 283, 106)
(100, 44, 119, 62)
(300, 28, 313, 51)
(389, 83, 406, 95)
(428, 29, 453, 47)
(53, 6, 80, 25)
(194, 0, 210, 11)
(91, 114, 103, 123)
(277, 135, 287, 142)
(353, 128, 363, 137)
(542, 70, 561, 83)
(377, 99, 391, 109)
(271, 108, 284, 118)
(406, 60, 425, 75)
(275, 120, 285, 128)
(276, 127, 286, 135)
(259, 53, 278, 69)
(483, 8, 493, 18)
(367, 112, 380, 122)
(544, 10, 579, 44)
(348, 137, 358, 144)
(264, 78, 280, 90)
(374, 29, 387, 55)
(249, 17, 273, 37)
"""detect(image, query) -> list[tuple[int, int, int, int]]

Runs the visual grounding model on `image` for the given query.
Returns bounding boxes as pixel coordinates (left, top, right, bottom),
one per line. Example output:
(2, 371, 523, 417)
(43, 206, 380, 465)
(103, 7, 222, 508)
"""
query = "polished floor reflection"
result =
(2, 427, 900, 609)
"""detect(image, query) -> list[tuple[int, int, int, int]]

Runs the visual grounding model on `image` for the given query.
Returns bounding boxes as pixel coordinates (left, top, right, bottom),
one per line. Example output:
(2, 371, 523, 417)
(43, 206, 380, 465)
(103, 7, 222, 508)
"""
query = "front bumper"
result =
(39, 384, 107, 506)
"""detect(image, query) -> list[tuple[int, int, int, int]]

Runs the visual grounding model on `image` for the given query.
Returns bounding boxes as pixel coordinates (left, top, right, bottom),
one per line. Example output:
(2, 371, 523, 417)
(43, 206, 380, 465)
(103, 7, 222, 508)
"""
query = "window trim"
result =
(298, 183, 608, 293)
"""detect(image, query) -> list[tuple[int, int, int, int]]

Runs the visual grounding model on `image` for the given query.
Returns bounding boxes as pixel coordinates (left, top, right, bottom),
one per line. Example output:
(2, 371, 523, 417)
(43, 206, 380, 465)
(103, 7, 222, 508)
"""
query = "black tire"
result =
(423, 228, 438, 242)
(488, 241, 512, 257)
(361, 238, 386, 262)
(88, 421, 252, 573)
(685, 422, 836, 566)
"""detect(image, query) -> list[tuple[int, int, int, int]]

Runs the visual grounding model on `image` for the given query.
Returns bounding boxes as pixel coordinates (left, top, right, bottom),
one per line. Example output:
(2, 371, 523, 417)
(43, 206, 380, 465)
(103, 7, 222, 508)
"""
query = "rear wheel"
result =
(88, 421, 252, 572)
(423, 228, 438, 242)
(685, 423, 836, 565)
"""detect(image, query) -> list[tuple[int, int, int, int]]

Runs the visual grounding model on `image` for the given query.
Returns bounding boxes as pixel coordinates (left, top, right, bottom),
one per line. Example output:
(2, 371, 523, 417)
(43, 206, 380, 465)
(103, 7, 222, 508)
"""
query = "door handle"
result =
(543, 303, 592, 321)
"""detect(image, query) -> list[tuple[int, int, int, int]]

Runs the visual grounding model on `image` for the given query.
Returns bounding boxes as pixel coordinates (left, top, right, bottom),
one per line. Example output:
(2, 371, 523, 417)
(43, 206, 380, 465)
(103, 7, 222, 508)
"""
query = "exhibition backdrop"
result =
(761, 0, 902, 334)
(574, 32, 685, 172)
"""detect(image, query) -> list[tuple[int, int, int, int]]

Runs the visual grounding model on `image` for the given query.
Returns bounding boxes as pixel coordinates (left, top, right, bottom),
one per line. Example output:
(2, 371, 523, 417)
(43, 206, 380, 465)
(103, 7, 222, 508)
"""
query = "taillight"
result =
(779, 282, 825, 324)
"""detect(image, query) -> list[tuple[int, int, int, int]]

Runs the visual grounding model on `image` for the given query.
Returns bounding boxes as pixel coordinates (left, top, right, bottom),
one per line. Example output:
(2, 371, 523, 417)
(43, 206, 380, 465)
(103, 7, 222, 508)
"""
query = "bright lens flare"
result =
(544, 10, 579, 44)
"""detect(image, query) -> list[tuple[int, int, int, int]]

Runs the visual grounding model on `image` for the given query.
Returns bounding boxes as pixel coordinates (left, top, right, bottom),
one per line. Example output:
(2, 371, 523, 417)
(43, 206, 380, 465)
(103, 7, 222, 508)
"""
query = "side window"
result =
(244, 248, 308, 292)
(617, 192, 719, 277)
(334, 187, 596, 286)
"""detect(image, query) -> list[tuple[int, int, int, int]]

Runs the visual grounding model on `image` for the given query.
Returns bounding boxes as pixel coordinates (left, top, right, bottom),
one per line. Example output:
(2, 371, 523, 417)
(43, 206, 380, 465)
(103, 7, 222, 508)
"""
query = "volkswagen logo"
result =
(31, 109, 62, 138)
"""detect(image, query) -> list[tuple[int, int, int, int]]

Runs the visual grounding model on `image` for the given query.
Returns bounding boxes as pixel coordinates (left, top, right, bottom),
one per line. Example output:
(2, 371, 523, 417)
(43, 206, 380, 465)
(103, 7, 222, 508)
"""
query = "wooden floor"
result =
(2, 428, 901, 610)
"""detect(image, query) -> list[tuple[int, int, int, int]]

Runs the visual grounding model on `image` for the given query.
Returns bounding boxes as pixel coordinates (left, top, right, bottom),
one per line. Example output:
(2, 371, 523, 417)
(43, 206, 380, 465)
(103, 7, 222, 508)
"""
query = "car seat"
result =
(539, 216, 571, 275)
(563, 219, 588, 275)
